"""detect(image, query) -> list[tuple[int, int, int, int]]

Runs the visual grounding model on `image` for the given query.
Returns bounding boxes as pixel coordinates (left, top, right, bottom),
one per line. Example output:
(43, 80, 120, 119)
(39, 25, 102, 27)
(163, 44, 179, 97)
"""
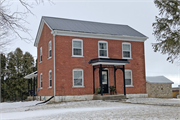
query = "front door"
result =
(101, 70, 108, 93)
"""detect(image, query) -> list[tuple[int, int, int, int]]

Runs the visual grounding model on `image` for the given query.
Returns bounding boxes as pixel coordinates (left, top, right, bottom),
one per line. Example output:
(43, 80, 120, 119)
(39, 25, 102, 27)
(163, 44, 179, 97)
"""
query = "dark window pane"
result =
(74, 79, 82, 86)
(73, 48, 81, 55)
(123, 51, 130, 58)
(125, 79, 131, 85)
(99, 43, 107, 49)
(50, 80, 52, 87)
(100, 50, 107, 56)
(49, 50, 52, 57)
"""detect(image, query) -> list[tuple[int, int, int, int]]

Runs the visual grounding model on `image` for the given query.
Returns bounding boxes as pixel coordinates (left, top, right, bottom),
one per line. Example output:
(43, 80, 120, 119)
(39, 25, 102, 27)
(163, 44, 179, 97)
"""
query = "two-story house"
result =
(34, 16, 148, 102)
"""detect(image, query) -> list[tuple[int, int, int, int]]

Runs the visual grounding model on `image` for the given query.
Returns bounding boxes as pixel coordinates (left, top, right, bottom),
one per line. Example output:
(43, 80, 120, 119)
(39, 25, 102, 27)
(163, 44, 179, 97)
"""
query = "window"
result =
(98, 41, 108, 58)
(49, 70, 52, 87)
(122, 43, 131, 59)
(125, 70, 133, 86)
(73, 69, 84, 87)
(40, 47, 42, 62)
(72, 39, 83, 57)
(48, 41, 52, 58)
(40, 73, 43, 88)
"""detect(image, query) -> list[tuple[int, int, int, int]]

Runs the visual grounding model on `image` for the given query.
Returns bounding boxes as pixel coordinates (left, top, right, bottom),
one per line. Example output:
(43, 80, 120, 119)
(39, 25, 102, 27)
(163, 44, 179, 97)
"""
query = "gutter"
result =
(52, 30, 56, 97)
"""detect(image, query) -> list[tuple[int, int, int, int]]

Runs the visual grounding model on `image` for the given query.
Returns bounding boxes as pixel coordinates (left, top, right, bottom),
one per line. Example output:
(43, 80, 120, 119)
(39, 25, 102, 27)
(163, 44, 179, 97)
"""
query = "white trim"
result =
(98, 41, 108, 58)
(40, 73, 43, 89)
(72, 39, 83, 57)
(72, 69, 84, 87)
(34, 19, 52, 47)
(54, 30, 148, 42)
(122, 42, 131, 59)
(92, 62, 126, 66)
(49, 70, 52, 88)
(40, 47, 42, 62)
(48, 40, 52, 58)
(125, 69, 133, 86)
(53, 34, 56, 97)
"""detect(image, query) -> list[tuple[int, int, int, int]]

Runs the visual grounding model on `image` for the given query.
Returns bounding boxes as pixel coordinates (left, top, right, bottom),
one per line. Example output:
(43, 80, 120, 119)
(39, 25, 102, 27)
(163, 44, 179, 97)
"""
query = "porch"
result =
(89, 58, 130, 96)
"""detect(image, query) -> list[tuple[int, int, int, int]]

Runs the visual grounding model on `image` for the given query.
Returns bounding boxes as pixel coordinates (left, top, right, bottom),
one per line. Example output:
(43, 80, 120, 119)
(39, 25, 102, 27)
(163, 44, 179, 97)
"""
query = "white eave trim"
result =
(34, 19, 53, 47)
(92, 62, 127, 66)
(54, 30, 148, 42)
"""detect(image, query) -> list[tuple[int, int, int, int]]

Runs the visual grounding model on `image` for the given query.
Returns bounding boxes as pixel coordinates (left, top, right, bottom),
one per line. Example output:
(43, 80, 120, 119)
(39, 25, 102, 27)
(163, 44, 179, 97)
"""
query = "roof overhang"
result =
(24, 71, 38, 79)
(34, 18, 148, 47)
(53, 30, 148, 42)
(89, 58, 130, 66)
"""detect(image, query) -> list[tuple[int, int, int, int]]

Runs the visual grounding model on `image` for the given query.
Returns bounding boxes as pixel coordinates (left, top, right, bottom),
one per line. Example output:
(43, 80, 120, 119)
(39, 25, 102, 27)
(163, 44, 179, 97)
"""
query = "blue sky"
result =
(7, 0, 180, 87)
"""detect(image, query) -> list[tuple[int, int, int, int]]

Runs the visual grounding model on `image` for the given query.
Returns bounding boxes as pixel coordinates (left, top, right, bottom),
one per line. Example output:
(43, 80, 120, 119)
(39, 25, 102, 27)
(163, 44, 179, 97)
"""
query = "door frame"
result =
(100, 69, 109, 93)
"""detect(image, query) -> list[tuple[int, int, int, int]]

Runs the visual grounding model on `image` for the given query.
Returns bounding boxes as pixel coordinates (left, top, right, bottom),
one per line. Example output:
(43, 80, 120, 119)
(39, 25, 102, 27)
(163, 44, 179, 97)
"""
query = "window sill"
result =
(39, 61, 42, 64)
(122, 57, 133, 59)
(48, 57, 52, 60)
(72, 86, 85, 88)
(71, 56, 84, 58)
(40, 87, 43, 89)
(126, 85, 134, 87)
(48, 87, 52, 89)
(98, 56, 109, 58)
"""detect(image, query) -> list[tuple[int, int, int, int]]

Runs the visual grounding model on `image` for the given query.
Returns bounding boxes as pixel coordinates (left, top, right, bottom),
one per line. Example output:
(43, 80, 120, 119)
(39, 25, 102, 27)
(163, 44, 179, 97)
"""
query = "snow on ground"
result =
(0, 99, 180, 120)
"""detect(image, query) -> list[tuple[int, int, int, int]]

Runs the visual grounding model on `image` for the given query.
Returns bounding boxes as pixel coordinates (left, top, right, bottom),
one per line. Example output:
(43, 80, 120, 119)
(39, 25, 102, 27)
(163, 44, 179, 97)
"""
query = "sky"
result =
(5, 0, 180, 87)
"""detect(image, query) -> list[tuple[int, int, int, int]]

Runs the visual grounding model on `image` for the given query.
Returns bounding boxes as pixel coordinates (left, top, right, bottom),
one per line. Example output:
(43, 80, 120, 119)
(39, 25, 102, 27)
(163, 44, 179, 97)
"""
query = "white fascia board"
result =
(92, 62, 127, 66)
(24, 73, 37, 79)
(34, 19, 53, 47)
(54, 30, 148, 42)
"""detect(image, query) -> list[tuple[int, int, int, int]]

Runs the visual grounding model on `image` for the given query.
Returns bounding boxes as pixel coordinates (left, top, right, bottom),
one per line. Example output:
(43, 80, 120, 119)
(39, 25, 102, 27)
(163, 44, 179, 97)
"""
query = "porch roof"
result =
(24, 71, 37, 79)
(88, 58, 129, 66)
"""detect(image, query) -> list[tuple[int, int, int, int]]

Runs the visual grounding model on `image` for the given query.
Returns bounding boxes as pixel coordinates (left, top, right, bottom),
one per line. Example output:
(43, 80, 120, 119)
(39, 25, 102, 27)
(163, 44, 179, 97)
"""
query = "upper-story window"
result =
(40, 73, 43, 89)
(49, 70, 52, 88)
(125, 70, 133, 86)
(48, 41, 52, 58)
(40, 47, 42, 62)
(73, 69, 84, 87)
(98, 41, 108, 58)
(122, 43, 131, 59)
(72, 39, 83, 57)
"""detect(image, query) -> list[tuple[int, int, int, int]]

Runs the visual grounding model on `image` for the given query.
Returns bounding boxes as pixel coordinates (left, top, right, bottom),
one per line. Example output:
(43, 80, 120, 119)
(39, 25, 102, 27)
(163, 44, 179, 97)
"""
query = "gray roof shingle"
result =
(146, 76, 174, 84)
(42, 16, 147, 38)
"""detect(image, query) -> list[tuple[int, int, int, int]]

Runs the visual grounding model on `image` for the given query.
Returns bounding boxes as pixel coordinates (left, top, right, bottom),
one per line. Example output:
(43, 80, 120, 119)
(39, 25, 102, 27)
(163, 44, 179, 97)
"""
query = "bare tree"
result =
(0, 0, 52, 52)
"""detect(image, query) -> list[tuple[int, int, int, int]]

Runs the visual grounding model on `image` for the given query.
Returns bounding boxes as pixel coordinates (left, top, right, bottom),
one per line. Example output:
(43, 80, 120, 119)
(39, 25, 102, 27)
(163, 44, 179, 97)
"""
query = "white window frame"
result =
(122, 42, 131, 59)
(125, 69, 133, 87)
(48, 41, 52, 58)
(49, 70, 52, 88)
(40, 73, 43, 89)
(72, 39, 83, 57)
(98, 41, 108, 58)
(40, 47, 42, 62)
(72, 69, 84, 87)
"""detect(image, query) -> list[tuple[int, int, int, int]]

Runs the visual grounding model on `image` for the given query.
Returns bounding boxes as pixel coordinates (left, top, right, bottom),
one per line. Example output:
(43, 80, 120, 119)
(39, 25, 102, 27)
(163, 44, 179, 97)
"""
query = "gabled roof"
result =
(43, 16, 147, 37)
(34, 16, 148, 47)
(146, 76, 174, 84)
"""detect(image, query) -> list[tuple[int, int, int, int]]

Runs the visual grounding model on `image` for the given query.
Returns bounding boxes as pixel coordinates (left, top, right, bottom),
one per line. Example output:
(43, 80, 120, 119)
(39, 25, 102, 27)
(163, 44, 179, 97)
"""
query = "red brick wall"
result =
(55, 36, 146, 95)
(37, 23, 146, 96)
(37, 23, 54, 96)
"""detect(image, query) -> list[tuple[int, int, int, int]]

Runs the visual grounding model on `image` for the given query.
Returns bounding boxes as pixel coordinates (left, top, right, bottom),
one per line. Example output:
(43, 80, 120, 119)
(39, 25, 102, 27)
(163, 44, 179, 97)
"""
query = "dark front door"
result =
(101, 70, 108, 93)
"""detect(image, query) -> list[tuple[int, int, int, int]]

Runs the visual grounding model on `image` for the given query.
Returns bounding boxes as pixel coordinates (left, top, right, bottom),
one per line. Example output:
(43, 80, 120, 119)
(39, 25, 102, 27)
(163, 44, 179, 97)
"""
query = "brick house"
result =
(34, 16, 148, 101)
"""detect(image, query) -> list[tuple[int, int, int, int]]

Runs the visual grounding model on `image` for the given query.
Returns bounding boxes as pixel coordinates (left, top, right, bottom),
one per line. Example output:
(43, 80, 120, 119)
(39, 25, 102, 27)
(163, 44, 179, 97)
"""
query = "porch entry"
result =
(101, 70, 108, 93)
(89, 58, 130, 96)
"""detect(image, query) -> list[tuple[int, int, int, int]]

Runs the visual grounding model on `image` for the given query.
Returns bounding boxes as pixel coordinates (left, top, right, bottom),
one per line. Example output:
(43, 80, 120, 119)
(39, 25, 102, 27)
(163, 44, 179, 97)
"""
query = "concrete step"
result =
(93, 95, 126, 100)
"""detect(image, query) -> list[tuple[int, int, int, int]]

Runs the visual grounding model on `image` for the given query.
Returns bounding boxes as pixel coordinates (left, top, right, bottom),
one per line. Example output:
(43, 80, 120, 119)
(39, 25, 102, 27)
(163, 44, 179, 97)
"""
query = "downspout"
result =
(52, 31, 56, 98)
